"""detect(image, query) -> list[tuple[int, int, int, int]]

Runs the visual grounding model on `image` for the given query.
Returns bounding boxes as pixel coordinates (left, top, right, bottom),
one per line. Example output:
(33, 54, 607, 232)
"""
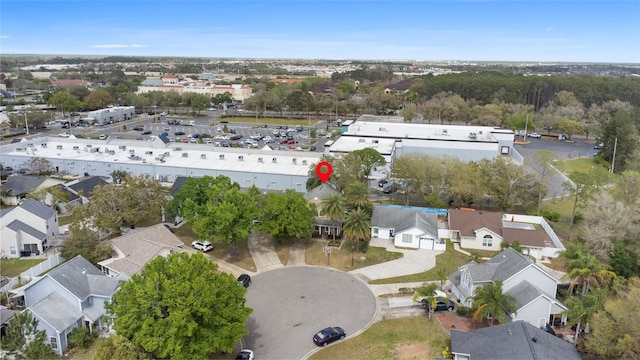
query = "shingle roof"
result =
(449, 209, 502, 237)
(28, 292, 84, 333)
(372, 206, 438, 237)
(506, 281, 544, 308)
(67, 176, 108, 197)
(1, 176, 49, 196)
(304, 183, 340, 201)
(448, 248, 534, 289)
(19, 198, 57, 220)
(46, 255, 119, 301)
(170, 176, 189, 196)
(451, 321, 580, 360)
(6, 220, 46, 240)
(502, 227, 548, 247)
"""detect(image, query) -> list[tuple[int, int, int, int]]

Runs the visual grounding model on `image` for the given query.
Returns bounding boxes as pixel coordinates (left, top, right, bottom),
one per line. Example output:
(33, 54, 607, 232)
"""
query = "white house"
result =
(0, 199, 59, 258)
(447, 208, 565, 260)
(448, 248, 567, 327)
(21, 255, 120, 355)
(371, 205, 444, 250)
(98, 224, 185, 280)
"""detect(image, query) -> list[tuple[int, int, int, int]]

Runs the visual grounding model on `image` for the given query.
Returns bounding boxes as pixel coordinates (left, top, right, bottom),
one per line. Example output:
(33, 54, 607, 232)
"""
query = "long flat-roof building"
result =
(1, 137, 323, 192)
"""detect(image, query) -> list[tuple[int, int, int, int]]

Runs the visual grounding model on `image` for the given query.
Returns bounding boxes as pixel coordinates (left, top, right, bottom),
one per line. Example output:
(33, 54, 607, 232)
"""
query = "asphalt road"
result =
(244, 267, 377, 360)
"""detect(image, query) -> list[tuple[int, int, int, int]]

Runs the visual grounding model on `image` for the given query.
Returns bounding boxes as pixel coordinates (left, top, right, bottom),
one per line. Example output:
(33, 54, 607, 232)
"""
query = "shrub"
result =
(67, 326, 94, 349)
(573, 212, 583, 223)
(360, 239, 370, 253)
(456, 306, 471, 317)
(541, 210, 560, 222)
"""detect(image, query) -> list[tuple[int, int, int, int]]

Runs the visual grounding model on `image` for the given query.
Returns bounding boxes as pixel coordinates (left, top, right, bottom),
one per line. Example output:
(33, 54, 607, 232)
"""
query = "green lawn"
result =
(309, 317, 448, 360)
(369, 241, 471, 284)
(305, 239, 404, 272)
(554, 158, 598, 176)
(0, 258, 46, 277)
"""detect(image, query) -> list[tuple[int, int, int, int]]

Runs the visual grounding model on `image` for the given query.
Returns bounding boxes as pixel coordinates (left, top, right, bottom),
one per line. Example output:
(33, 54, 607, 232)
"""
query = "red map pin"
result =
(316, 161, 333, 183)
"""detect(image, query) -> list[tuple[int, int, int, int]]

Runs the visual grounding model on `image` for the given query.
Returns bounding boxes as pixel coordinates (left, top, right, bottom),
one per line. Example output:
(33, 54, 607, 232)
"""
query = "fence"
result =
(1, 253, 63, 293)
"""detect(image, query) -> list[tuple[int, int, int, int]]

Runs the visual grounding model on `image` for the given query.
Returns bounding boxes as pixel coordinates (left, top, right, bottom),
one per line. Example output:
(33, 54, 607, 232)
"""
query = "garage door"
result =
(419, 238, 434, 250)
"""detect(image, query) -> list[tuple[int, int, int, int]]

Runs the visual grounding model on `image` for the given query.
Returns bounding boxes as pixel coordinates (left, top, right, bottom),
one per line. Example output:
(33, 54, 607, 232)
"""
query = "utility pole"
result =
(24, 112, 29, 135)
(611, 137, 618, 173)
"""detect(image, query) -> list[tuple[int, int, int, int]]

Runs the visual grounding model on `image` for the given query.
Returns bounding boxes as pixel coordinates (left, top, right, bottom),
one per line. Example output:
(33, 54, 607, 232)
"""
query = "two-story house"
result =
(22, 255, 120, 355)
(304, 183, 343, 239)
(0, 198, 59, 258)
(98, 224, 185, 280)
(0, 175, 65, 206)
(448, 248, 567, 327)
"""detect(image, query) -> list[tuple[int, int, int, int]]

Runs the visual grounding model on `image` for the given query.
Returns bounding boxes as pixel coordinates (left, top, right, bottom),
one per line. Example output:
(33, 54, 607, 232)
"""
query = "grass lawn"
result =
(305, 239, 403, 272)
(0, 258, 46, 277)
(274, 237, 293, 265)
(58, 214, 73, 226)
(309, 317, 448, 360)
(554, 158, 597, 176)
(369, 241, 471, 284)
(173, 224, 257, 272)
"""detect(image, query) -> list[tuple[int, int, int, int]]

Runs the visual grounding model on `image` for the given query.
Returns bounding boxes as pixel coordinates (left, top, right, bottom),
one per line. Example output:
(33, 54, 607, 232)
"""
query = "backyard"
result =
(0, 258, 45, 278)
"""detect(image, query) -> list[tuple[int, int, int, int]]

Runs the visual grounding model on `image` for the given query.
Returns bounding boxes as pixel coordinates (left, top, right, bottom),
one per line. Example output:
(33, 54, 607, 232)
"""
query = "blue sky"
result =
(1, 1, 639, 63)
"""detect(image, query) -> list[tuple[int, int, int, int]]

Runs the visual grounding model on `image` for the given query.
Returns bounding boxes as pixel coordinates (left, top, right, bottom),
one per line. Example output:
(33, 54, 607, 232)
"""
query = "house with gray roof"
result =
(0, 198, 59, 258)
(0, 175, 65, 205)
(304, 183, 342, 238)
(22, 255, 120, 355)
(371, 205, 443, 250)
(98, 224, 185, 280)
(448, 248, 567, 328)
(451, 320, 580, 360)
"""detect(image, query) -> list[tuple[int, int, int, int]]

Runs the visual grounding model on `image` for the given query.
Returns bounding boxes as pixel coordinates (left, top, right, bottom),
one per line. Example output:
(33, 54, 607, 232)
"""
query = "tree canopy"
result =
(106, 252, 252, 359)
(257, 189, 316, 240)
(0, 311, 53, 359)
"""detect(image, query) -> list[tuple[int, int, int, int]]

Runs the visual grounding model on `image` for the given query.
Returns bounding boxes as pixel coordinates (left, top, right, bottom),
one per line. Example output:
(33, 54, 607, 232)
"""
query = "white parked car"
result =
(191, 241, 213, 252)
(59, 132, 70, 138)
(414, 289, 448, 303)
(528, 132, 541, 138)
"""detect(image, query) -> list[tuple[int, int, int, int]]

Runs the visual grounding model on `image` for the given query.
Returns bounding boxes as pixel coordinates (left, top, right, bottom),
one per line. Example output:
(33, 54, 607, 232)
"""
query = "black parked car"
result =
(378, 179, 389, 187)
(133, 126, 145, 131)
(313, 326, 345, 347)
(421, 298, 455, 312)
(237, 274, 251, 287)
(141, 130, 152, 135)
(174, 131, 185, 136)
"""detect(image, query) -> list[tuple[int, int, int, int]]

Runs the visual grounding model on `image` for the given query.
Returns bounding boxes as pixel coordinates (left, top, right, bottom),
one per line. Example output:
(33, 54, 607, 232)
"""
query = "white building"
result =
(0, 137, 323, 192)
(86, 106, 136, 125)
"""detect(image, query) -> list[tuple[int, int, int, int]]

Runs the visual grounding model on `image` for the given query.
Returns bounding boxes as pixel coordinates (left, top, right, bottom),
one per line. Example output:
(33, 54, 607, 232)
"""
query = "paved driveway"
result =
(244, 267, 377, 360)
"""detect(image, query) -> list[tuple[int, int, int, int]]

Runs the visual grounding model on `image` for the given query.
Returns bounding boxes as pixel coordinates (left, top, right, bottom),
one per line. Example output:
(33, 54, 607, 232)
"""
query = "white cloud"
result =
(0, 35, 9, 39)
(91, 43, 148, 49)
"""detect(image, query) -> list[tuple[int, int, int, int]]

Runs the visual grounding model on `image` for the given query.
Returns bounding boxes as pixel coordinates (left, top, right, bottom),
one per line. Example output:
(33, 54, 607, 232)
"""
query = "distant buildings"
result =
(136, 74, 253, 102)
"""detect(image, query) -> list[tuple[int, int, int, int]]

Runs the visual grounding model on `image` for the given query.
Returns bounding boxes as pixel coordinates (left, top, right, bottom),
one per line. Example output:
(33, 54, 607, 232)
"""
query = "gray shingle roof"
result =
(6, 220, 46, 240)
(1, 176, 48, 196)
(170, 176, 189, 196)
(371, 206, 438, 237)
(28, 292, 84, 333)
(67, 176, 108, 197)
(506, 281, 544, 308)
(304, 183, 340, 201)
(448, 249, 534, 292)
(19, 198, 57, 220)
(451, 320, 580, 360)
(46, 255, 119, 301)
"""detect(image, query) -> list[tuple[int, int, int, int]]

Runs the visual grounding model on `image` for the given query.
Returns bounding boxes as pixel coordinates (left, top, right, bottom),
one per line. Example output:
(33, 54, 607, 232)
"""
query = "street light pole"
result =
(24, 112, 29, 135)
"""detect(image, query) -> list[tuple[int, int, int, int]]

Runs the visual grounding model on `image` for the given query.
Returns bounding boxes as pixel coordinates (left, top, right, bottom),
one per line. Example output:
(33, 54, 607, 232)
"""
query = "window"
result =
(50, 337, 58, 350)
(402, 234, 412, 244)
(372, 228, 379, 237)
(482, 235, 493, 247)
(10, 246, 16, 255)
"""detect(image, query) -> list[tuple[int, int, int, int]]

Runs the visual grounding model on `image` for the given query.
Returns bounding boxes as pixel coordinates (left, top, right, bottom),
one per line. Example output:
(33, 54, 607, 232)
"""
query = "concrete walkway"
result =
(348, 237, 442, 280)
(247, 233, 284, 272)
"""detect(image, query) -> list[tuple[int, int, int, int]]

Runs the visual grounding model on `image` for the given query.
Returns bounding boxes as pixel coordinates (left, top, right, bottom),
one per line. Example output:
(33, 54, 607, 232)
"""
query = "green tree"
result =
(351, 148, 386, 180)
(166, 175, 222, 218)
(48, 90, 83, 116)
(557, 119, 584, 140)
(562, 171, 596, 238)
(471, 280, 517, 326)
(321, 193, 345, 242)
(190, 93, 210, 114)
(106, 252, 252, 359)
(412, 282, 442, 319)
(584, 277, 640, 359)
(0, 311, 54, 359)
(258, 189, 316, 240)
(342, 207, 371, 253)
(479, 157, 540, 211)
(110, 170, 129, 184)
(61, 222, 113, 265)
(564, 287, 608, 344)
(343, 181, 371, 213)
(84, 89, 115, 110)
(93, 334, 151, 360)
(600, 110, 640, 173)
(560, 243, 616, 296)
(531, 150, 558, 215)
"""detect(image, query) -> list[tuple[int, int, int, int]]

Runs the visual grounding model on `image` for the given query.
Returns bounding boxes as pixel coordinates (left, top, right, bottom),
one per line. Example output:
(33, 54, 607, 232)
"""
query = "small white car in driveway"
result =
(191, 241, 213, 252)
(527, 132, 541, 138)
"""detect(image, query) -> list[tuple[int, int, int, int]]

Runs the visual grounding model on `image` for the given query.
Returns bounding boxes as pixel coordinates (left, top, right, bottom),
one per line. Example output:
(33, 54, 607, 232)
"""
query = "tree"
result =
(562, 171, 596, 238)
(321, 193, 345, 242)
(342, 207, 371, 253)
(556, 118, 584, 140)
(166, 175, 222, 218)
(401, 102, 418, 122)
(611, 170, 640, 206)
(84, 89, 115, 110)
(190, 93, 210, 114)
(351, 148, 386, 180)
(560, 243, 616, 296)
(27, 185, 69, 211)
(584, 277, 640, 359)
(600, 110, 640, 173)
(479, 157, 540, 211)
(27, 157, 53, 176)
(93, 334, 151, 360)
(61, 223, 112, 265)
(106, 252, 252, 359)
(412, 282, 441, 319)
(258, 190, 316, 240)
(110, 170, 129, 184)
(0, 311, 54, 359)
(470, 280, 517, 326)
(48, 90, 83, 116)
(564, 287, 608, 345)
(531, 150, 558, 215)
(343, 181, 371, 213)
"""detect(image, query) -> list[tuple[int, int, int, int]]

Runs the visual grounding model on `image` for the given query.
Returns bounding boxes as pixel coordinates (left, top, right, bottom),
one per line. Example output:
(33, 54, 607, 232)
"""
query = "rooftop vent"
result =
(238, 155, 244, 161)
(292, 158, 297, 164)
(302, 160, 307, 165)
(73, 146, 79, 150)
(41, 143, 47, 148)
(182, 153, 188, 158)
(272, 157, 277, 163)
(145, 151, 153, 155)
(219, 154, 225, 160)
(258, 157, 263, 163)
(119, 145, 126, 150)
(129, 149, 135, 154)
(56, 145, 63, 150)
(200, 154, 206, 159)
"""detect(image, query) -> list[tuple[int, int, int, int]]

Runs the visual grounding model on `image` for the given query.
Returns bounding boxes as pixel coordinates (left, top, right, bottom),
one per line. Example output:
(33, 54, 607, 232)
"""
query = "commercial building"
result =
(85, 106, 136, 125)
(136, 74, 253, 102)
(0, 136, 323, 192)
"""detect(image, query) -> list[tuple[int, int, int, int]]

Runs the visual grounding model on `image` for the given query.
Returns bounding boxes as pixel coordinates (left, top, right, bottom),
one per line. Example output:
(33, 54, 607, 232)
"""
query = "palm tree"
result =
(470, 280, 517, 326)
(560, 243, 616, 296)
(564, 287, 608, 344)
(412, 282, 442, 319)
(320, 193, 345, 242)
(344, 181, 370, 211)
(342, 207, 371, 253)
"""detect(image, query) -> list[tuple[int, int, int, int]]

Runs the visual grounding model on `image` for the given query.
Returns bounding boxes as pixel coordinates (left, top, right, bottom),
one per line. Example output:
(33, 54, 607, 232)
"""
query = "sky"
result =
(1, 1, 639, 63)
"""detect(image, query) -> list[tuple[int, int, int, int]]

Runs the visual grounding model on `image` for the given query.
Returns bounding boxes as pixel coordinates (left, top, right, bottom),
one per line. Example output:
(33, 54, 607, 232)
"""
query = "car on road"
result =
(191, 240, 213, 252)
(594, 142, 604, 149)
(235, 349, 254, 360)
(133, 126, 145, 131)
(229, 134, 242, 140)
(378, 179, 389, 187)
(421, 298, 455, 312)
(99, 134, 107, 140)
(159, 132, 169, 137)
(528, 132, 541, 138)
(309, 145, 317, 151)
(219, 120, 229, 123)
(59, 132, 70, 138)
(313, 326, 346, 347)
(164, 126, 170, 131)
(174, 131, 185, 136)
(237, 274, 251, 287)
(141, 130, 152, 135)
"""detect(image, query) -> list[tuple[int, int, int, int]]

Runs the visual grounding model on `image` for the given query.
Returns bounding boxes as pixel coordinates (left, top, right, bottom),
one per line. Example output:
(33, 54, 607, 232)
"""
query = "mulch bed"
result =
(434, 311, 493, 333)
